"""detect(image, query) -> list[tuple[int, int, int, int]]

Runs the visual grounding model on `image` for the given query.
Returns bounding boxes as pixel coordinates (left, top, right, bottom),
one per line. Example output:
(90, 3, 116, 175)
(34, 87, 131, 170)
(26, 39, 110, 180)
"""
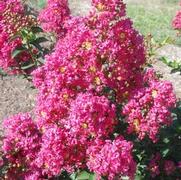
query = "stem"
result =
(27, 42, 37, 66)
(22, 0, 27, 4)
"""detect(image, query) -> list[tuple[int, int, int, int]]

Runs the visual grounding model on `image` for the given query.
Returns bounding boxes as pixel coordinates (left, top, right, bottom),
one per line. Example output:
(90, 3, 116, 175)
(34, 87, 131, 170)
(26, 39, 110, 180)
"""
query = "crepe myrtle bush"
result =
(0, 0, 48, 78)
(0, 0, 180, 180)
(172, 1, 181, 34)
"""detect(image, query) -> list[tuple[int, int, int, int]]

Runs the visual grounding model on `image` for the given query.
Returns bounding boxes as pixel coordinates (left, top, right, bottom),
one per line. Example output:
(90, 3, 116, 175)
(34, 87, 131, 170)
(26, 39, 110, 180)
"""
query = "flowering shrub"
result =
(87, 137, 136, 180)
(65, 93, 116, 141)
(0, 0, 46, 76)
(172, 1, 181, 31)
(1, 113, 42, 179)
(0, 32, 28, 74)
(123, 70, 176, 142)
(0, 0, 180, 179)
(147, 153, 180, 178)
(36, 125, 87, 178)
(38, 0, 70, 37)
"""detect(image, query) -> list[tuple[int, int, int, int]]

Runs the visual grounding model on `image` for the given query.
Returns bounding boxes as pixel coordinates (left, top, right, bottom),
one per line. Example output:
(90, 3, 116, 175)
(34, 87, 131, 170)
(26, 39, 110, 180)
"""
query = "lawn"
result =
(126, 0, 181, 45)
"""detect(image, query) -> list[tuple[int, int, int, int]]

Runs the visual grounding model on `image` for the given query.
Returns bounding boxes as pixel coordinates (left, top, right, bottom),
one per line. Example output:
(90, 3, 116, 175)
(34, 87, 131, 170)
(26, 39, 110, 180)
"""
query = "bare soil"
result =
(0, 76, 37, 134)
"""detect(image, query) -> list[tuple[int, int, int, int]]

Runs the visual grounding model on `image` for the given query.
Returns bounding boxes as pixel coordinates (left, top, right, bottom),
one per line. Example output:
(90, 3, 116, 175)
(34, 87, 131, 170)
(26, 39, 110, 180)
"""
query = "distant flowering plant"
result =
(172, 1, 181, 32)
(0, 0, 180, 180)
(38, 0, 70, 37)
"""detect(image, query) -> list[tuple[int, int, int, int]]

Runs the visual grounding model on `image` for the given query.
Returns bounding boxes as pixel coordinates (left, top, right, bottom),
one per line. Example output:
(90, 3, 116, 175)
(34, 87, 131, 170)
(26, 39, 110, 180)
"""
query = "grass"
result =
(126, 0, 181, 45)
(24, 0, 47, 10)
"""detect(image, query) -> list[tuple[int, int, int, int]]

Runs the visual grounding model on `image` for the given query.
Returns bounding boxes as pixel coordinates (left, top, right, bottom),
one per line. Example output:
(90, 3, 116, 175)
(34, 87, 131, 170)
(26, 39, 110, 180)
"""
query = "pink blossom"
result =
(148, 153, 161, 178)
(173, 11, 181, 30)
(91, 0, 126, 18)
(0, 0, 34, 74)
(2, 113, 41, 178)
(65, 92, 116, 142)
(24, 171, 44, 180)
(178, 161, 181, 169)
(35, 88, 76, 129)
(38, 0, 70, 37)
(86, 137, 136, 180)
(123, 71, 176, 142)
(36, 126, 86, 177)
(0, 0, 24, 15)
(0, 32, 30, 74)
(172, 2, 181, 30)
(164, 160, 176, 175)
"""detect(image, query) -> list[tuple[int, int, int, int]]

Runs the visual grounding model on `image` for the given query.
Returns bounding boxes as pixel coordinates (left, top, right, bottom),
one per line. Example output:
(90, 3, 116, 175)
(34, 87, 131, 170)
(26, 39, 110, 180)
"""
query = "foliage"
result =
(145, 34, 174, 63)
(160, 56, 181, 73)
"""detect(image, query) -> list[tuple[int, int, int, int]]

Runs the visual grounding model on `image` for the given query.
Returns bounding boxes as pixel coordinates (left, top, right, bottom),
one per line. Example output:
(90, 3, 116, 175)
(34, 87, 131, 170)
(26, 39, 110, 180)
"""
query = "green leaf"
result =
(28, 32, 36, 42)
(21, 29, 29, 38)
(38, 0, 47, 9)
(74, 171, 96, 180)
(163, 138, 170, 144)
(121, 176, 130, 180)
(162, 148, 170, 157)
(12, 47, 27, 59)
(30, 42, 43, 51)
(76, 171, 90, 180)
(30, 37, 48, 53)
(136, 154, 143, 161)
(31, 37, 48, 44)
(135, 174, 143, 180)
(21, 29, 37, 43)
(31, 26, 43, 33)
(70, 173, 77, 180)
(0, 68, 7, 76)
(21, 63, 35, 70)
(37, 58, 45, 64)
(89, 174, 96, 180)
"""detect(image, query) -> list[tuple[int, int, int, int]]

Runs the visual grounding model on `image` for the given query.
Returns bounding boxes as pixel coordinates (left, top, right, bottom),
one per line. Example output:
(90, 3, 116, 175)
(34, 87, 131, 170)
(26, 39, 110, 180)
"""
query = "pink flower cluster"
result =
(87, 137, 136, 180)
(148, 153, 161, 178)
(91, 0, 126, 17)
(2, 113, 42, 179)
(36, 126, 69, 177)
(0, 0, 26, 35)
(34, 0, 145, 104)
(38, 0, 70, 37)
(148, 153, 177, 178)
(65, 93, 116, 142)
(36, 126, 87, 177)
(32, 0, 140, 178)
(172, 2, 181, 30)
(0, 32, 24, 74)
(123, 69, 176, 142)
(0, 0, 35, 74)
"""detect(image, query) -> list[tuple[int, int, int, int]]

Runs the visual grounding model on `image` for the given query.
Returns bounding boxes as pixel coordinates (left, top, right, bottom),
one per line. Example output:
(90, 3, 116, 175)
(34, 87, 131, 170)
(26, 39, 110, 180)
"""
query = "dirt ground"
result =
(0, 0, 181, 130)
(0, 76, 37, 134)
